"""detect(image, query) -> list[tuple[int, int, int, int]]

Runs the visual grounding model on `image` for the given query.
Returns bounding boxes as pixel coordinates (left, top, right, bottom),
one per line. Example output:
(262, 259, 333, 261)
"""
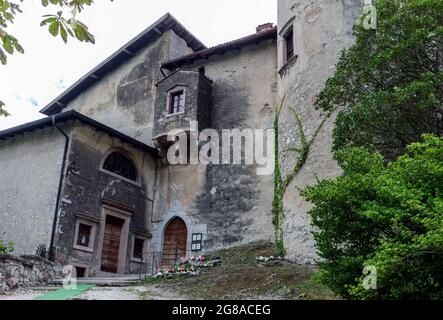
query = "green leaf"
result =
(48, 20, 59, 37)
(0, 0, 11, 13)
(41, 0, 49, 7)
(59, 24, 67, 43)
(3, 12, 14, 22)
(40, 17, 56, 26)
(0, 100, 10, 116)
(0, 47, 7, 64)
(11, 36, 23, 53)
(2, 35, 13, 54)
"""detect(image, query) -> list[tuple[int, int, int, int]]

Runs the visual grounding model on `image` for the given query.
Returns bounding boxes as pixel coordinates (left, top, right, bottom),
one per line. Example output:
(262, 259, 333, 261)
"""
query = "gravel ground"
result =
(0, 285, 185, 300)
(0, 289, 50, 300)
(74, 285, 185, 300)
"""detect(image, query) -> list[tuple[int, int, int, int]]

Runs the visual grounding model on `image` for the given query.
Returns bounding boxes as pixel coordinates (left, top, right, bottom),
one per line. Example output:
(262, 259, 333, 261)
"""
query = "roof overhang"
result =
(161, 26, 277, 70)
(40, 13, 206, 116)
(0, 111, 159, 156)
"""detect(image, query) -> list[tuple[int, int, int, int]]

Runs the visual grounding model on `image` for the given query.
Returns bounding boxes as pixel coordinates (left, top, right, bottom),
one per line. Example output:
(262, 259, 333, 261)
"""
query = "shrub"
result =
(302, 135, 443, 299)
(0, 240, 14, 255)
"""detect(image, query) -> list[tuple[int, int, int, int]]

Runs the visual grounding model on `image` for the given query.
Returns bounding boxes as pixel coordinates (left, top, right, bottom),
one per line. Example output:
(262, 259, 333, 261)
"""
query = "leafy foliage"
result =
(315, 0, 443, 160)
(0, 240, 14, 254)
(302, 135, 443, 299)
(0, 0, 113, 115)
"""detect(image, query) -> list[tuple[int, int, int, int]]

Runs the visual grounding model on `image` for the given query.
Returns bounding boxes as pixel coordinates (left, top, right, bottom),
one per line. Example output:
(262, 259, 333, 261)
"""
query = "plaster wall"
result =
(150, 38, 278, 255)
(54, 123, 156, 275)
(277, 0, 363, 262)
(64, 30, 192, 145)
(0, 126, 68, 255)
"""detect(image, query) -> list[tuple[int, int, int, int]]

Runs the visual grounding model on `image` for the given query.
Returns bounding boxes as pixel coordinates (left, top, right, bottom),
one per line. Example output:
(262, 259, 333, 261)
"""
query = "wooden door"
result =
(101, 215, 124, 273)
(162, 218, 187, 267)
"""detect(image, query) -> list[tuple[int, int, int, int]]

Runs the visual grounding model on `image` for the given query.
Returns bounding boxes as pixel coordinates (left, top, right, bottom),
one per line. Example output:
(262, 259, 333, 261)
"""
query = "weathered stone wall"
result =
(277, 0, 363, 262)
(64, 30, 193, 145)
(54, 123, 157, 275)
(0, 126, 69, 256)
(153, 70, 212, 140)
(150, 38, 278, 255)
(0, 255, 54, 293)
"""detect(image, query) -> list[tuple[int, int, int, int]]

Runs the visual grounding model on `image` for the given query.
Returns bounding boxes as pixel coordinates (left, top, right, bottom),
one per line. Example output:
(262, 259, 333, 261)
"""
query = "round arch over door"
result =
(162, 217, 187, 267)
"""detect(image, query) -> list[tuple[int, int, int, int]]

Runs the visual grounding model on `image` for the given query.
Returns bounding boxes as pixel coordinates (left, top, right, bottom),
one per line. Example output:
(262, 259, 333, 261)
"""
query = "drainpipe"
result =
(48, 115, 70, 261)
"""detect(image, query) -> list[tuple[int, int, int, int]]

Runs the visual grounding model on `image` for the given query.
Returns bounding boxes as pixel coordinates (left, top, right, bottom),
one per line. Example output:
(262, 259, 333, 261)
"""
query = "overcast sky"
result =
(0, 0, 276, 130)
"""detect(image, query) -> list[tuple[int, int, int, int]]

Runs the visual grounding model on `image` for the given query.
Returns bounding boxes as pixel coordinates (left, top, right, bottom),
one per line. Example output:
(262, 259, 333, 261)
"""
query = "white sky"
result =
(0, 0, 276, 130)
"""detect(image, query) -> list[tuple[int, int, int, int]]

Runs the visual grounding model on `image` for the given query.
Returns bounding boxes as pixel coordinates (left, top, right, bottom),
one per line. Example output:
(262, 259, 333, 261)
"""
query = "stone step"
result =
(49, 276, 143, 287)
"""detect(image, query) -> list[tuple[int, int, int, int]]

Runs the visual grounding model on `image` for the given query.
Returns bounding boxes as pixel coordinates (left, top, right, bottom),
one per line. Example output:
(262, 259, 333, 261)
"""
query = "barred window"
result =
(103, 152, 137, 181)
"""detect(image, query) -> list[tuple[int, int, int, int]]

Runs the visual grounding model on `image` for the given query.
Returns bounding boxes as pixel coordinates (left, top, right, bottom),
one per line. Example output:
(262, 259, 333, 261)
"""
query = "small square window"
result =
(283, 26, 294, 63)
(77, 223, 92, 247)
(73, 218, 96, 253)
(133, 238, 145, 260)
(168, 90, 185, 114)
(191, 233, 203, 252)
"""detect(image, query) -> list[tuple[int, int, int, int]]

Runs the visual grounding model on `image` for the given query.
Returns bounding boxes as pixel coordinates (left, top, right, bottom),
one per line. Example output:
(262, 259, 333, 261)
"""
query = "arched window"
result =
(102, 152, 137, 182)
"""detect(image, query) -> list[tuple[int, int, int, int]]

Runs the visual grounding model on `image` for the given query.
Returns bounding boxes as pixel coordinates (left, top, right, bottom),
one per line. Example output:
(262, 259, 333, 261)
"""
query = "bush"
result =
(302, 135, 443, 299)
(0, 240, 14, 255)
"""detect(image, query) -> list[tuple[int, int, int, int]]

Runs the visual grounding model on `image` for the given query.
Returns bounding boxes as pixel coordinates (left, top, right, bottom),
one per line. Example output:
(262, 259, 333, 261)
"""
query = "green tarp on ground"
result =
(33, 284, 95, 300)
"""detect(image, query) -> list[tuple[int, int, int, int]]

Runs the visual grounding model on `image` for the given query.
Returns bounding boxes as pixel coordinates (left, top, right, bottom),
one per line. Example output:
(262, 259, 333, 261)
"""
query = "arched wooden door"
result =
(162, 218, 187, 267)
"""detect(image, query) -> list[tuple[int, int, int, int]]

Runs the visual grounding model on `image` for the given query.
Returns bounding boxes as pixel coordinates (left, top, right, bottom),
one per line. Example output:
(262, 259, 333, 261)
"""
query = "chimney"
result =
(256, 23, 274, 33)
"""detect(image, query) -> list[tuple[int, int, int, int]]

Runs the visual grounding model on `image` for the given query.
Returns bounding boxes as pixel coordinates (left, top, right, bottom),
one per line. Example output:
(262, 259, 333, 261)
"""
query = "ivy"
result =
(272, 97, 328, 255)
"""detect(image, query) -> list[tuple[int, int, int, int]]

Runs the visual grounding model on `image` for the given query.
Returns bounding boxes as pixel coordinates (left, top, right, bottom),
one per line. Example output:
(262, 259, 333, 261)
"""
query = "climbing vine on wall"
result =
(272, 97, 328, 255)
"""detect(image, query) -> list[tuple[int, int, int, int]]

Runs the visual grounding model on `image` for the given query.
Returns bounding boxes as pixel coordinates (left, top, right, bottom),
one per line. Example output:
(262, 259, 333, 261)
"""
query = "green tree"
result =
(0, 0, 112, 116)
(315, 0, 443, 160)
(302, 135, 443, 299)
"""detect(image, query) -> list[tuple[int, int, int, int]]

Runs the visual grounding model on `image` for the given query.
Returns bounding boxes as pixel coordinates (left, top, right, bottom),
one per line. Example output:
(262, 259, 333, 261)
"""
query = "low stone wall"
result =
(0, 254, 54, 294)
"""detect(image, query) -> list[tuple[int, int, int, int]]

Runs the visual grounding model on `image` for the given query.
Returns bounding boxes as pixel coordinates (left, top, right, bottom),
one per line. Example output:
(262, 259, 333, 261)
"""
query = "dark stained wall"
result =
(54, 124, 156, 275)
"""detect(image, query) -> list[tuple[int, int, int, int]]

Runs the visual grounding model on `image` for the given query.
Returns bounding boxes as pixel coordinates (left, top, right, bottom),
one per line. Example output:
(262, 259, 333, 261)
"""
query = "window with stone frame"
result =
(283, 26, 294, 64)
(133, 237, 145, 260)
(73, 219, 96, 253)
(168, 89, 185, 114)
(77, 223, 92, 247)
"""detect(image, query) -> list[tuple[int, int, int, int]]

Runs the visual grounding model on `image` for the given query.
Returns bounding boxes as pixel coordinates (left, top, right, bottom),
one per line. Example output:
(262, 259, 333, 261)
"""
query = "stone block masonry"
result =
(0, 255, 54, 294)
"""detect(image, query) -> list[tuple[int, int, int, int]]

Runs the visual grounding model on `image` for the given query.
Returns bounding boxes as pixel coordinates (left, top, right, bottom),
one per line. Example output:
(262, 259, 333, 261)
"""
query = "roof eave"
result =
(161, 27, 277, 70)
(0, 111, 159, 156)
(40, 13, 206, 116)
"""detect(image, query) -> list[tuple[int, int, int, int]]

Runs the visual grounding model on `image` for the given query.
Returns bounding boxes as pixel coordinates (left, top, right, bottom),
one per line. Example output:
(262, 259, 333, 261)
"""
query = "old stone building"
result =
(0, 1, 364, 276)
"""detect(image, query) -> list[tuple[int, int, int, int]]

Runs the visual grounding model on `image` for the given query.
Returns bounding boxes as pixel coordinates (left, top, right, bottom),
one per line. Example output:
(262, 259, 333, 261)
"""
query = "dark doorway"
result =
(162, 217, 187, 267)
(101, 215, 125, 273)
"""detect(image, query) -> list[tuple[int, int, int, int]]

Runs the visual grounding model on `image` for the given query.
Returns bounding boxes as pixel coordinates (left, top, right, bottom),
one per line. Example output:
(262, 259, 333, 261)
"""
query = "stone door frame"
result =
(97, 205, 132, 274)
